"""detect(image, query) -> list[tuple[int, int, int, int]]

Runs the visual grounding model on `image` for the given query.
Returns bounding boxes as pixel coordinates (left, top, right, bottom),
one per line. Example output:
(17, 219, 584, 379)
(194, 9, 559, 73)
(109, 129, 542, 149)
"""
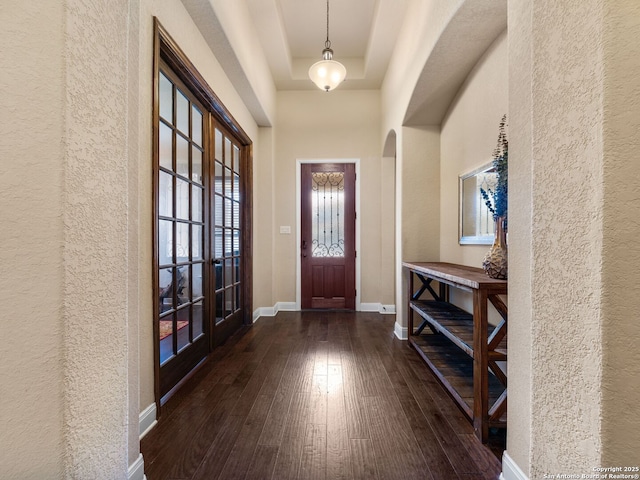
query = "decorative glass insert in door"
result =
(311, 172, 345, 257)
(158, 70, 205, 365)
(213, 128, 242, 324)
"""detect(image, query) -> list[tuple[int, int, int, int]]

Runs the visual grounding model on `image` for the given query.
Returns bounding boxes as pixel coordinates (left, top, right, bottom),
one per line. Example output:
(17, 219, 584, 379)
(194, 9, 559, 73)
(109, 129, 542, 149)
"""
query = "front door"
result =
(301, 163, 356, 309)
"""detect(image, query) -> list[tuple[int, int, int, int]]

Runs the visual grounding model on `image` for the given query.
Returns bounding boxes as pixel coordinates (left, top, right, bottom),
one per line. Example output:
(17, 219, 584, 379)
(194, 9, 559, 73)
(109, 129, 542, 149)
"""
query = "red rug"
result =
(159, 320, 189, 340)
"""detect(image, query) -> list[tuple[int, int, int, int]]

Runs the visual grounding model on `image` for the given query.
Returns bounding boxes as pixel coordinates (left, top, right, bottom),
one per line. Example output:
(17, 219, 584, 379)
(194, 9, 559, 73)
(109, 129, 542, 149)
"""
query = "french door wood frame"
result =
(153, 19, 253, 410)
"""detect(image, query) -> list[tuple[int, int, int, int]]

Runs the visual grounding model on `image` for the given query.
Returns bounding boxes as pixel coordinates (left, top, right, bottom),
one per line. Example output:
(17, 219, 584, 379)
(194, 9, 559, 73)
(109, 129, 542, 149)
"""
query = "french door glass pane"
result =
(225, 198, 232, 229)
(175, 178, 189, 220)
(192, 106, 202, 147)
(215, 291, 224, 324)
(159, 315, 174, 365)
(176, 222, 189, 260)
(192, 262, 203, 299)
(225, 138, 232, 169)
(192, 224, 203, 261)
(224, 167, 232, 196)
(158, 220, 173, 265)
(192, 147, 202, 184)
(225, 229, 232, 257)
(225, 259, 233, 287)
(233, 229, 241, 254)
(233, 173, 240, 198)
(214, 194, 223, 226)
(214, 162, 223, 193)
(177, 266, 189, 305)
(215, 129, 223, 161)
(176, 308, 189, 352)
(159, 73, 173, 122)
(193, 301, 204, 337)
(192, 185, 203, 223)
(159, 171, 173, 217)
(176, 134, 189, 178)
(233, 199, 240, 229)
(214, 227, 223, 259)
(159, 268, 174, 313)
(159, 123, 173, 171)
(233, 145, 240, 173)
(225, 289, 233, 317)
(176, 89, 189, 135)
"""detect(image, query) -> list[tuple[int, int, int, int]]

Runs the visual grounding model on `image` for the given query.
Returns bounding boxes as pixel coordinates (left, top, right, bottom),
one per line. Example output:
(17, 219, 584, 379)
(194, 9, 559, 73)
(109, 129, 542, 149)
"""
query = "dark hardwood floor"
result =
(141, 311, 504, 480)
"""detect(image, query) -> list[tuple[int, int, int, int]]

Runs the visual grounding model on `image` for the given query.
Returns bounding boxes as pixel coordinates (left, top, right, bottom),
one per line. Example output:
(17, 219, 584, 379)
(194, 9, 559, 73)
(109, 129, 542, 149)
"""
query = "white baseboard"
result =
(128, 453, 146, 480)
(253, 302, 299, 323)
(139, 403, 157, 440)
(379, 304, 396, 314)
(360, 302, 380, 312)
(500, 451, 528, 480)
(252, 302, 395, 322)
(276, 302, 298, 311)
(360, 303, 396, 314)
(394, 321, 408, 340)
(253, 306, 276, 322)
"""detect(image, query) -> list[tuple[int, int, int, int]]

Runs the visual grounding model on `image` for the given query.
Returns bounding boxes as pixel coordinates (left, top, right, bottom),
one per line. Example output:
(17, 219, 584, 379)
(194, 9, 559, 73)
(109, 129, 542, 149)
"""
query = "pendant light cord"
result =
(325, 0, 331, 49)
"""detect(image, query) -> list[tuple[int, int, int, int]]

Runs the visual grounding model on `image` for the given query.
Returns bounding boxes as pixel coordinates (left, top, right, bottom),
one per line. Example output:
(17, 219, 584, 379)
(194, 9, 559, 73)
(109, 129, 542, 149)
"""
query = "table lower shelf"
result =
(409, 333, 506, 427)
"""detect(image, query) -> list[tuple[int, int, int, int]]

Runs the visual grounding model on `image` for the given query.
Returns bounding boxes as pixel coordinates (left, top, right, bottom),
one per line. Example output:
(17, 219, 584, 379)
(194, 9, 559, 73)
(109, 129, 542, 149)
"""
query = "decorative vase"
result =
(482, 216, 508, 280)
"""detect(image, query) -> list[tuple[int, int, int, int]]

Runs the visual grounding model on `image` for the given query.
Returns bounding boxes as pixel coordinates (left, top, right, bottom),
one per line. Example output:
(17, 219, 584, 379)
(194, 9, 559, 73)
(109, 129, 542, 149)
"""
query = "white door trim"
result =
(296, 159, 361, 310)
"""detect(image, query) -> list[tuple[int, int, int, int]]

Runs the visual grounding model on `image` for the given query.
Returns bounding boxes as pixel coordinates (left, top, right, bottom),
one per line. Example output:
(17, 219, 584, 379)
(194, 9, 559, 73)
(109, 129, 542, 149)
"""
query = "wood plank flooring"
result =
(141, 311, 504, 480)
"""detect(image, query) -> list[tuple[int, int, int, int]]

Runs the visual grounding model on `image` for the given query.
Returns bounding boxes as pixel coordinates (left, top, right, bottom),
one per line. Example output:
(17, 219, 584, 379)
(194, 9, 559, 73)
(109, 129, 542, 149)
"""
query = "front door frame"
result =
(296, 159, 361, 310)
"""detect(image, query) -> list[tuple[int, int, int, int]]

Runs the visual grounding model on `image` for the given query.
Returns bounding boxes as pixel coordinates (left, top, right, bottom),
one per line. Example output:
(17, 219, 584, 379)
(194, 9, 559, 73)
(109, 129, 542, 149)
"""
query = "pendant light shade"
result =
(309, 0, 346, 92)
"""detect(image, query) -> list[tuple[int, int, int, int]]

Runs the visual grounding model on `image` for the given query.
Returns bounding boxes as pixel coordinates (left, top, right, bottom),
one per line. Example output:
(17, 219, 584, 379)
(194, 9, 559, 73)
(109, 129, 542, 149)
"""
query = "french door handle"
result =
(212, 258, 222, 265)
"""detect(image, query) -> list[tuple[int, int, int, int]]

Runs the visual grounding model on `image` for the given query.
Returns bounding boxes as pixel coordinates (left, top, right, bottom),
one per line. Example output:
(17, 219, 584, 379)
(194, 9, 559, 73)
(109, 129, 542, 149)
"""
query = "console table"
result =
(403, 261, 508, 442)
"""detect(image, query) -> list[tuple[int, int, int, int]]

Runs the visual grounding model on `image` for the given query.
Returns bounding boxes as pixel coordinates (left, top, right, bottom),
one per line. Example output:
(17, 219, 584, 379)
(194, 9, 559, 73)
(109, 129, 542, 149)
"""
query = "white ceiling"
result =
(245, 0, 408, 90)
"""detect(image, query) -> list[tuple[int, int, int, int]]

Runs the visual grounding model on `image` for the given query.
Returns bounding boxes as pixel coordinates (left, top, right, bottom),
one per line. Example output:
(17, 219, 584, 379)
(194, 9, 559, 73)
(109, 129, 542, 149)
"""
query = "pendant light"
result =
(308, 0, 346, 92)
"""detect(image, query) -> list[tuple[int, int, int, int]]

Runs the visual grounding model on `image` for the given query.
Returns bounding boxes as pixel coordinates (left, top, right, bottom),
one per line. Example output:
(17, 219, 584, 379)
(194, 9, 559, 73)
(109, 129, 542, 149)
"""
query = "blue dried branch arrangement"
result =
(480, 114, 508, 221)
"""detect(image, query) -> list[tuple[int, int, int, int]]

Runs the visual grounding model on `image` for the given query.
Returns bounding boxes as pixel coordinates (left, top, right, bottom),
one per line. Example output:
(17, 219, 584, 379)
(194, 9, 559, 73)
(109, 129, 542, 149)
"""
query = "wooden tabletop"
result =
(402, 261, 507, 292)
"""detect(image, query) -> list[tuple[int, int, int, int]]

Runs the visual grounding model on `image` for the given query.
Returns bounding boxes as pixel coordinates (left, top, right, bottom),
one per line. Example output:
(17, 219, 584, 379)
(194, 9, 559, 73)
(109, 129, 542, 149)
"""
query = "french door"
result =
(154, 45, 251, 403)
(301, 163, 356, 309)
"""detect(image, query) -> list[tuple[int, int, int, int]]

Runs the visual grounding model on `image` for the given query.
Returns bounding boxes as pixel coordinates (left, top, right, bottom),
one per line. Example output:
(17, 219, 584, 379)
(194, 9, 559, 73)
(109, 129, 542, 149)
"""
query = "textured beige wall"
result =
(253, 126, 276, 309)
(3, 0, 138, 477)
(507, 0, 533, 473)
(380, 156, 396, 306)
(400, 127, 441, 264)
(395, 126, 441, 331)
(274, 90, 391, 306)
(0, 2, 66, 478)
(600, 0, 640, 465)
(507, 0, 640, 476)
(439, 31, 508, 317)
(127, 1, 142, 468)
(440, 31, 508, 267)
(529, 0, 604, 473)
(382, 0, 463, 135)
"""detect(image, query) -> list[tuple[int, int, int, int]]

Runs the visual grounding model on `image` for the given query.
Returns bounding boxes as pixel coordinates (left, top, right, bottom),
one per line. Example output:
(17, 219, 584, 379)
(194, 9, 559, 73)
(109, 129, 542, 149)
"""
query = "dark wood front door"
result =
(301, 163, 356, 309)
